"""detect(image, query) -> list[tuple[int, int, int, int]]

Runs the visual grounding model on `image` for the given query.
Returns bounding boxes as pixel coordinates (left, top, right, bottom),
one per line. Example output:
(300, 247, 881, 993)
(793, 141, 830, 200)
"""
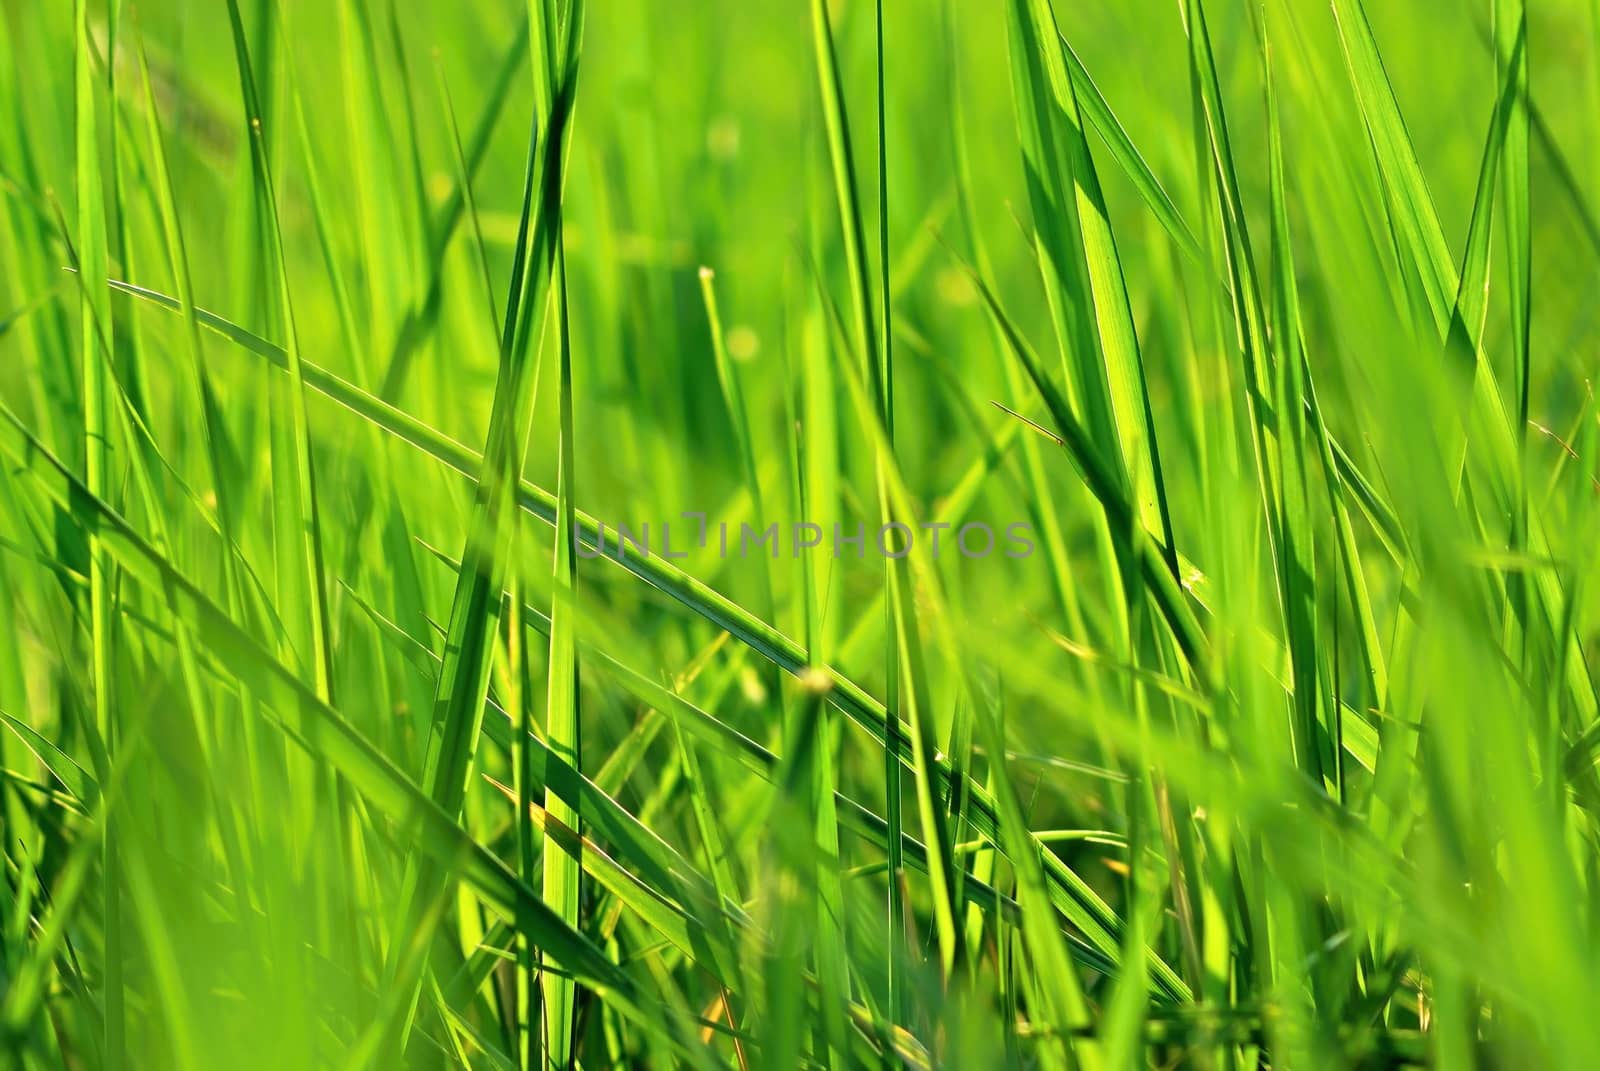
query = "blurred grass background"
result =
(3, 0, 1600, 1067)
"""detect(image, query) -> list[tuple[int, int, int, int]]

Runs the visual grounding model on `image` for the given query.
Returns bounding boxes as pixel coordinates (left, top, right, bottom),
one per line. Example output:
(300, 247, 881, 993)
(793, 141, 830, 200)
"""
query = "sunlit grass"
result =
(2, 0, 1598, 1067)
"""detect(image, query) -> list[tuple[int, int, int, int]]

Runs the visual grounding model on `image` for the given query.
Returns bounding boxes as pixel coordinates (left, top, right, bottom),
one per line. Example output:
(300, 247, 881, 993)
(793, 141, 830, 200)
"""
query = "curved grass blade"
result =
(1011, 0, 1177, 560)
(106, 274, 1191, 1002)
(1, 711, 99, 808)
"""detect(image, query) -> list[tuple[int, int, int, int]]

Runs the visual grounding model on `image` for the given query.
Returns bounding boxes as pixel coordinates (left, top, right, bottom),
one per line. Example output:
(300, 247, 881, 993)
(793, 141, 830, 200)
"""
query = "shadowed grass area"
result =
(3, 0, 1599, 1067)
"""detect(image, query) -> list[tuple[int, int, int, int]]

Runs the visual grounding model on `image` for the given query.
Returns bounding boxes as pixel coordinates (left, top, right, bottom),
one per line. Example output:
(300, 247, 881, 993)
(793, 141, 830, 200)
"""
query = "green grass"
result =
(3, 0, 1600, 1066)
